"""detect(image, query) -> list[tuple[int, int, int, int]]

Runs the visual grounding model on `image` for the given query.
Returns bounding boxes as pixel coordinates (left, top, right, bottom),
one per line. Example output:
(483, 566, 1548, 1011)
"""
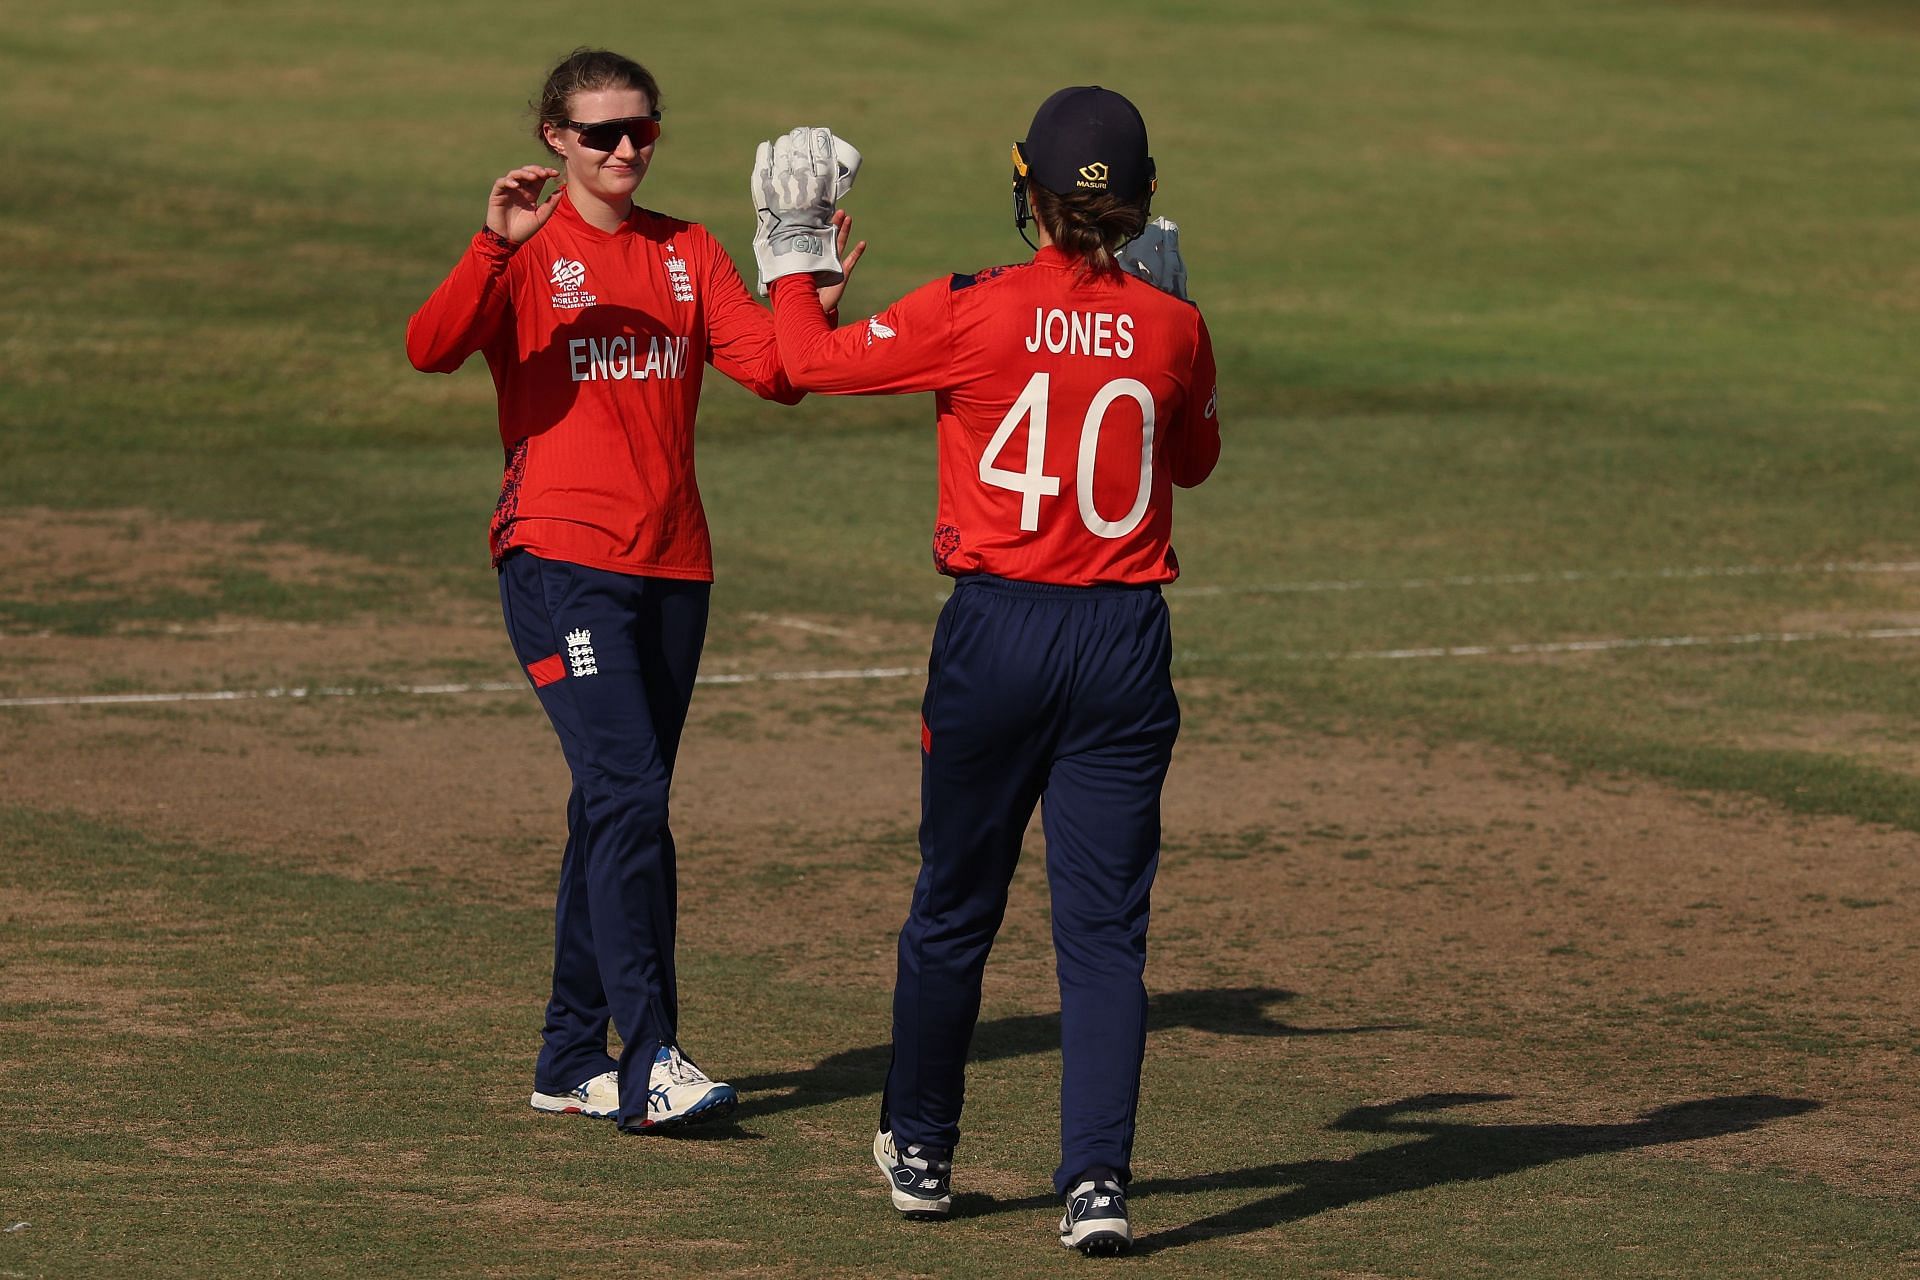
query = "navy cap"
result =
(1018, 86, 1154, 200)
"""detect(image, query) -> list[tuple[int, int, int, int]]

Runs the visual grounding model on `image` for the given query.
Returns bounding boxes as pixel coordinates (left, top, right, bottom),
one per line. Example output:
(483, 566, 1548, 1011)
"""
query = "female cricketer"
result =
(405, 49, 858, 1136)
(755, 88, 1221, 1253)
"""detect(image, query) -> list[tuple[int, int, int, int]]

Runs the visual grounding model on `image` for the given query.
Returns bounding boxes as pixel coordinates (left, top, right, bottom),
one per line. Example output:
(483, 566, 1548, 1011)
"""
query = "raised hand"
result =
(486, 165, 563, 244)
(1115, 216, 1188, 300)
(818, 209, 868, 313)
(750, 127, 862, 295)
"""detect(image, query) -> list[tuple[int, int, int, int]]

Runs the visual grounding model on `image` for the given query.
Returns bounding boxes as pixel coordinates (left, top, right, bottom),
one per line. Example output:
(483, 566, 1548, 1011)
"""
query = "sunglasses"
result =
(567, 114, 662, 152)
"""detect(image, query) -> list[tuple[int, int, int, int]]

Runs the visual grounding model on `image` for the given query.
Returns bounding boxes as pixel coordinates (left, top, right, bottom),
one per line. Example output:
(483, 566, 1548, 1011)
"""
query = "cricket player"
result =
(405, 49, 857, 1136)
(751, 88, 1220, 1253)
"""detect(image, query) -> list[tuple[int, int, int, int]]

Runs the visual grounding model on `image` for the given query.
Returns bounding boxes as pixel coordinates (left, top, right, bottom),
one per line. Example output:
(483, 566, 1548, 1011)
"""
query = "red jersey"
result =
(406, 193, 805, 579)
(771, 246, 1219, 586)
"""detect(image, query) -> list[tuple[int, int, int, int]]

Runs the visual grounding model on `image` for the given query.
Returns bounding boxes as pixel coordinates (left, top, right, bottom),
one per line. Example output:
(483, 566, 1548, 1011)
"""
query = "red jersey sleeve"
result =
(1167, 310, 1221, 488)
(696, 230, 805, 405)
(770, 275, 957, 395)
(405, 230, 517, 373)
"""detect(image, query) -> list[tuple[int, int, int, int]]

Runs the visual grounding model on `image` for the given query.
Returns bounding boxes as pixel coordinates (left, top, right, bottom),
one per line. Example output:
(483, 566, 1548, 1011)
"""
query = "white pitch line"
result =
(6, 627, 1917, 710)
(0, 682, 523, 709)
(741, 611, 864, 638)
(696, 665, 917, 686)
(11, 623, 1920, 709)
(1166, 560, 1920, 599)
(0, 666, 921, 710)
(1256, 626, 1920, 663)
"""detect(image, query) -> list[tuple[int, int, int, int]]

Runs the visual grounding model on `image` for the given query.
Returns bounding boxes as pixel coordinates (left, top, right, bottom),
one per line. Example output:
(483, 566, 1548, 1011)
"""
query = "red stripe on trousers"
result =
(527, 653, 567, 688)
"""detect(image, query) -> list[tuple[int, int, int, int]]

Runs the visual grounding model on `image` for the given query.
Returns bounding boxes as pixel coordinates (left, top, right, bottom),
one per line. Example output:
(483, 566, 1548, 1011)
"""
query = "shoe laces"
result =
(660, 1045, 709, 1085)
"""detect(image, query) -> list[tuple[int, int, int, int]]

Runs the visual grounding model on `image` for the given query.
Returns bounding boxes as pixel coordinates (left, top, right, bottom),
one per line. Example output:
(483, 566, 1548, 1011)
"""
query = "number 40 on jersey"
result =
(979, 372, 1156, 540)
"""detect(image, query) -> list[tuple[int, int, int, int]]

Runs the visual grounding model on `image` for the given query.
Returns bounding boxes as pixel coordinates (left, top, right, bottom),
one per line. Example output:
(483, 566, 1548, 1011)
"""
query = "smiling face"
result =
(543, 86, 656, 206)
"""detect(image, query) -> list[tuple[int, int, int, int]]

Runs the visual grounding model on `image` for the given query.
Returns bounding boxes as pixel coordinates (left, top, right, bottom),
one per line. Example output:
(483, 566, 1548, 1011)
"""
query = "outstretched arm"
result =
(770, 274, 956, 395)
(750, 126, 954, 395)
(703, 238, 804, 404)
(705, 216, 864, 404)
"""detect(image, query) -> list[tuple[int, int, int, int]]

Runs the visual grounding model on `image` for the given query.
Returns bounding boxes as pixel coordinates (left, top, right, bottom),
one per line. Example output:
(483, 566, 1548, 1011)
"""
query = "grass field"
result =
(3, 1, 1918, 1275)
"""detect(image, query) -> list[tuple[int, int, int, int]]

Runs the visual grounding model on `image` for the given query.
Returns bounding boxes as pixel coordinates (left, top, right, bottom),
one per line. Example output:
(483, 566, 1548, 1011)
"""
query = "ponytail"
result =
(1029, 182, 1150, 277)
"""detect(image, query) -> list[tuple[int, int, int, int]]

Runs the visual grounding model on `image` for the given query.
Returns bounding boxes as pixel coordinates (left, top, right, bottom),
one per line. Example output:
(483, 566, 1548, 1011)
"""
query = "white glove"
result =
(751, 127, 862, 296)
(1116, 216, 1188, 301)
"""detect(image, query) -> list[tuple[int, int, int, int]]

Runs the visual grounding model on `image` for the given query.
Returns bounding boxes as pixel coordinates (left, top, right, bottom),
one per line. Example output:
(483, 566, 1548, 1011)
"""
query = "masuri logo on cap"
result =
(1021, 85, 1155, 202)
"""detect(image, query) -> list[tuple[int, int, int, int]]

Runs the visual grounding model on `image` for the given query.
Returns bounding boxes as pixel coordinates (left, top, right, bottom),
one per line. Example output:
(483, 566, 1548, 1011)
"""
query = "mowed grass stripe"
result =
(1168, 559, 1920, 599)
(3, 805, 1915, 1278)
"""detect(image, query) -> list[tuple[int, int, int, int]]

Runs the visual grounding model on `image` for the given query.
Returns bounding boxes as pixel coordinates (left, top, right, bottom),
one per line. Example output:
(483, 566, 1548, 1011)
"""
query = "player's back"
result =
(931, 247, 1220, 587)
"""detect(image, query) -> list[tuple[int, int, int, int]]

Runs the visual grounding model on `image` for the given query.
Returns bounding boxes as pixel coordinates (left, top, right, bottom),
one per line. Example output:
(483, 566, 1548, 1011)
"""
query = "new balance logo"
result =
(1093, 1195, 1113, 1208)
(919, 1178, 940, 1190)
(565, 628, 598, 678)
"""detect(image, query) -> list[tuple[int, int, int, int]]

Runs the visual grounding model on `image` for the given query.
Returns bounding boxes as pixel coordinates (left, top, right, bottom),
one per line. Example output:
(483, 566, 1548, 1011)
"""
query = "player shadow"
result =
(644, 1116, 765, 1142)
(730, 986, 1406, 1122)
(955, 1092, 1820, 1251)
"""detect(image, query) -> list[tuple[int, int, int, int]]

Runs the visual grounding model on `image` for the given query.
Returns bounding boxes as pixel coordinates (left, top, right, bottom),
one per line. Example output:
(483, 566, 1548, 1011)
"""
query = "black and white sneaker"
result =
(1059, 1176, 1131, 1255)
(873, 1129, 952, 1218)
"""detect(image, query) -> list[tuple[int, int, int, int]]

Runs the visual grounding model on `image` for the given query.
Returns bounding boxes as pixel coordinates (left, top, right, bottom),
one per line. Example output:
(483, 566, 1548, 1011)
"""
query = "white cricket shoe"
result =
(620, 1044, 737, 1133)
(873, 1128, 953, 1218)
(1059, 1177, 1131, 1255)
(529, 1069, 619, 1118)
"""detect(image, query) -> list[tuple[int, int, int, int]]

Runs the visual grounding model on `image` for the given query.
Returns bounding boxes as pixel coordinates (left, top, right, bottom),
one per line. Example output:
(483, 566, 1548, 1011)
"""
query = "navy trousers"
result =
(885, 575, 1180, 1196)
(497, 550, 709, 1129)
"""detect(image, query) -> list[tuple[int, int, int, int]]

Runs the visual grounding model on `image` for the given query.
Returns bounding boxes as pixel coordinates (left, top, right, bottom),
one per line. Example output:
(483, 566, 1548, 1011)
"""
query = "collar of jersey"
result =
(1030, 244, 1076, 269)
(554, 189, 644, 239)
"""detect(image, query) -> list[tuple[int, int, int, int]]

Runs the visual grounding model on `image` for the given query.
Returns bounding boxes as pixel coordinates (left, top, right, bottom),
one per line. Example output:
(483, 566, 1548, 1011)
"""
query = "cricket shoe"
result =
(529, 1069, 618, 1118)
(619, 1044, 737, 1133)
(1059, 1176, 1131, 1255)
(873, 1129, 953, 1218)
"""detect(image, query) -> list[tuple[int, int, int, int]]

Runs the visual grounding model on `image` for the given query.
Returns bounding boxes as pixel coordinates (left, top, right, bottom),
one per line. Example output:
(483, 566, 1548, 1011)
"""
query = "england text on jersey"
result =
(568, 335, 692, 383)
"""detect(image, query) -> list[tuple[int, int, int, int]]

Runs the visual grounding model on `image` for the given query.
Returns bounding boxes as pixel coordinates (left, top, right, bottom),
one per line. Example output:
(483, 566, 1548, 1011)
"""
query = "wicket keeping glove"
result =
(1116, 216, 1188, 301)
(752, 127, 862, 295)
